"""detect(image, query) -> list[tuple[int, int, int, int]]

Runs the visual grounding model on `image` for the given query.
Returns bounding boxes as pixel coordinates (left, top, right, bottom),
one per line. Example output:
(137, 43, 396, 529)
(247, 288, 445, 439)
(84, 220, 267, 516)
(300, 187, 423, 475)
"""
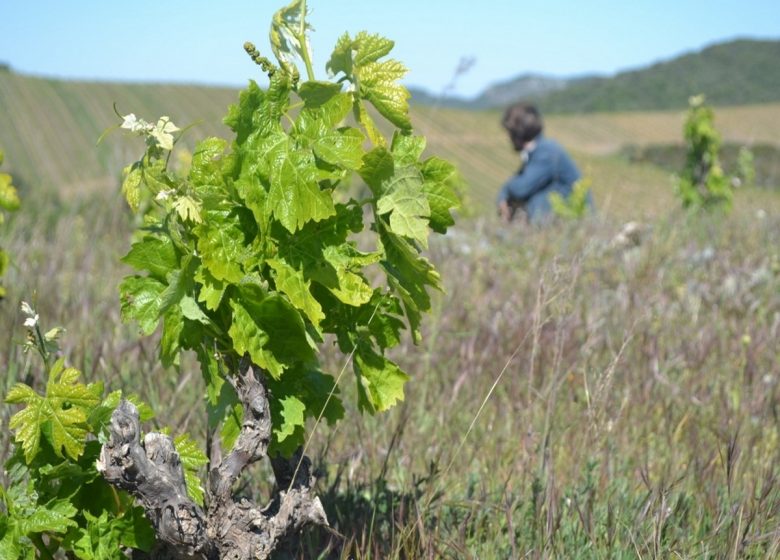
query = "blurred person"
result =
(496, 102, 592, 223)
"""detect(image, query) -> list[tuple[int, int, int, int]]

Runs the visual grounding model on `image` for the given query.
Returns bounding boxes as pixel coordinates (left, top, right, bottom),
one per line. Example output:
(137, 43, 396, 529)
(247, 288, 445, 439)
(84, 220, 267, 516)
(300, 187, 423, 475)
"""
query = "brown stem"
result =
(98, 359, 327, 559)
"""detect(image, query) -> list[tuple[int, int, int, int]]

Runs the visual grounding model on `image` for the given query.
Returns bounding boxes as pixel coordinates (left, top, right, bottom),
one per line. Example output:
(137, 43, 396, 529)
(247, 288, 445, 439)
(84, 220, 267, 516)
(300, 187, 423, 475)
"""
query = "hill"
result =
(1, 69, 779, 220)
(0, 72, 237, 193)
(536, 39, 780, 113)
(420, 39, 780, 113)
(472, 74, 575, 109)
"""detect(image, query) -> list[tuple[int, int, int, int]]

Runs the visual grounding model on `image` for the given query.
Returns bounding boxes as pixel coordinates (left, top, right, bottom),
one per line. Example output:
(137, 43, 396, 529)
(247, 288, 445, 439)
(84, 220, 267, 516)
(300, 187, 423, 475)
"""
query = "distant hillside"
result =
(413, 39, 780, 113)
(408, 74, 577, 110)
(0, 72, 237, 192)
(1, 67, 779, 219)
(473, 74, 574, 109)
(537, 39, 780, 113)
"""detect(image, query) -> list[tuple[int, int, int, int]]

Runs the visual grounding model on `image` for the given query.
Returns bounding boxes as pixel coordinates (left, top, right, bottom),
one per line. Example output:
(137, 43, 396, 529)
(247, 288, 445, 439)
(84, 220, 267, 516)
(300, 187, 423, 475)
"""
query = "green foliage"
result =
(676, 95, 733, 211)
(0, 306, 206, 557)
(737, 145, 756, 188)
(7, 358, 102, 463)
(622, 142, 780, 189)
(526, 39, 780, 113)
(116, 1, 459, 455)
(550, 177, 592, 220)
(0, 150, 20, 299)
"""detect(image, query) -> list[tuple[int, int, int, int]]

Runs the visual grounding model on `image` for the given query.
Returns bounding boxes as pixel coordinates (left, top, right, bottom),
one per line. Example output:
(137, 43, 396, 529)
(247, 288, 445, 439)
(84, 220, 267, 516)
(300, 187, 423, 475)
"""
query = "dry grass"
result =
(2, 183, 780, 557)
(2, 89, 780, 557)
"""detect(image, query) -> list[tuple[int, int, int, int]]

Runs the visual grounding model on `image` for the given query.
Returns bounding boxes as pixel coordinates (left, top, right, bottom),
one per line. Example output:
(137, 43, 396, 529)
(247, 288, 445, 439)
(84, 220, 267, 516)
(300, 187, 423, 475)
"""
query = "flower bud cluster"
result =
(244, 42, 277, 76)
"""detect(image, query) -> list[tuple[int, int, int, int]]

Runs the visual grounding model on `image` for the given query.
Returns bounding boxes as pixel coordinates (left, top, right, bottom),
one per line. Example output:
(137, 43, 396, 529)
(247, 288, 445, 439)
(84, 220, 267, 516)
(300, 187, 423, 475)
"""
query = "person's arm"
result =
(497, 153, 554, 203)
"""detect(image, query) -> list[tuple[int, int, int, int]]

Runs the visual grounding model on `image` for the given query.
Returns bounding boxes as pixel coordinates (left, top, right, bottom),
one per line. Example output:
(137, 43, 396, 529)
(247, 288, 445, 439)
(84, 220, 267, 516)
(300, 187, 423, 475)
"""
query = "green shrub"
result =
(0, 150, 21, 299)
(550, 177, 592, 220)
(676, 95, 733, 210)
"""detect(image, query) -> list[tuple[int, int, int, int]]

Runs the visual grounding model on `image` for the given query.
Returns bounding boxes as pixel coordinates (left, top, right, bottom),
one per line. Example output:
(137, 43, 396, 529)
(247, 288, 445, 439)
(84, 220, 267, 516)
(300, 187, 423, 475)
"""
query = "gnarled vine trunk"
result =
(97, 362, 327, 559)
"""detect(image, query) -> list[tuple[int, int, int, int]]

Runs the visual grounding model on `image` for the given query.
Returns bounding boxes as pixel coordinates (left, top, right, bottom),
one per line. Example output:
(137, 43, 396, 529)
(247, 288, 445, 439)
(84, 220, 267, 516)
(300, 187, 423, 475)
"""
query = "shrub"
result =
(676, 94, 733, 211)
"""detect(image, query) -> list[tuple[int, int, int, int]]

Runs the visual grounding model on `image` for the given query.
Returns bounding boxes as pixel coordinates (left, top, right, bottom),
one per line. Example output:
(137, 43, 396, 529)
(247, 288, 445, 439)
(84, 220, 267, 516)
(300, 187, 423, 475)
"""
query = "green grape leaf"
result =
(377, 166, 430, 247)
(224, 80, 266, 143)
(241, 287, 316, 367)
(18, 499, 78, 535)
(326, 31, 394, 78)
(326, 31, 412, 137)
(379, 226, 441, 341)
(196, 346, 242, 451)
(326, 32, 354, 77)
(273, 395, 306, 443)
(140, 157, 175, 195)
(159, 256, 197, 315)
(174, 433, 208, 506)
(299, 91, 353, 129)
(315, 127, 365, 170)
(363, 292, 406, 349)
(391, 131, 426, 166)
(180, 296, 211, 325)
(64, 508, 153, 559)
(266, 367, 344, 454)
(297, 111, 365, 170)
(119, 275, 166, 335)
(0, 531, 24, 560)
(160, 305, 184, 368)
(194, 266, 226, 311)
(220, 401, 243, 451)
(196, 210, 250, 283)
(87, 390, 122, 437)
(109, 507, 155, 552)
(5, 385, 42, 463)
(129, 395, 155, 422)
(354, 97, 386, 146)
(121, 236, 178, 282)
(229, 298, 281, 378)
(353, 32, 395, 67)
(267, 150, 336, 232)
(359, 60, 411, 130)
(7, 359, 101, 462)
(268, 258, 325, 328)
(298, 81, 343, 108)
(270, 0, 311, 73)
(359, 147, 394, 193)
(316, 244, 380, 306)
(353, 343, 409, 414)
(190, 137, 230, 189)
(173, 196, 203, 224)
(295, 368, 344, 425)
(421, 157, 460, 233)
(120, 163, 142, 212)
(235, 169, 271, 236)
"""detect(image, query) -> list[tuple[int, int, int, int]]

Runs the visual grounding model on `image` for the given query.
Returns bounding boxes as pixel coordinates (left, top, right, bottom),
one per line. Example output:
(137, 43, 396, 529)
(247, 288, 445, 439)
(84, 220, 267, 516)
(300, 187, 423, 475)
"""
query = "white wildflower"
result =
(150, 116, 180, 151)
(156, 189, 175, 201)
(121, 113, 138, 130)
(612, 221, 643, 249)
(24, 314, 39, 328)
(120, 113, 152, 134)
(20, 301, 35, 316)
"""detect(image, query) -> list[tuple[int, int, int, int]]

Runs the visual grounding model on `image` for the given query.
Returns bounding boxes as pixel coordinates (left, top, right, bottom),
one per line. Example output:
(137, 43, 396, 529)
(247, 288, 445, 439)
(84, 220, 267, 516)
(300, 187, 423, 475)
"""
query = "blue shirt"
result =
(497, 136, 584, 223)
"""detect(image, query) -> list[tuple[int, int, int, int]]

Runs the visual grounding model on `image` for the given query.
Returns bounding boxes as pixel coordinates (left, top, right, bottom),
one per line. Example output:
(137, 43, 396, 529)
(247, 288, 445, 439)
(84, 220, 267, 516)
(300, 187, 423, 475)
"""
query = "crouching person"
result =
(497, 102, 593, 224)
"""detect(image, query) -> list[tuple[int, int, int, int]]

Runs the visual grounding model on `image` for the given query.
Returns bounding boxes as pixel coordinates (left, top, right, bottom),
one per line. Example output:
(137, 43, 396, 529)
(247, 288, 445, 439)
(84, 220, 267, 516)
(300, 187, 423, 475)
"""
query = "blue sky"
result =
(2, 0, 778, 98)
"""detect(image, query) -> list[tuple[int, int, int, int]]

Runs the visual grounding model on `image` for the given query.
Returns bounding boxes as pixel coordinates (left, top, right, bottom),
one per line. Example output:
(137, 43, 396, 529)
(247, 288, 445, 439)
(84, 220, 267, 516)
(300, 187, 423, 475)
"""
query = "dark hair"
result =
(502, 102, 543, 150)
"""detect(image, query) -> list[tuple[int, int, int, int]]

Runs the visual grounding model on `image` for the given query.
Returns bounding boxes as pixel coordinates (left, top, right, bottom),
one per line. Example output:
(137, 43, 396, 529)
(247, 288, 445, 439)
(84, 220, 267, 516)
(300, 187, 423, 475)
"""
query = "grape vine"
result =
(0, 150, 21, 299)
(677, 94, 732, 211)
(3, 1, 459, 556)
